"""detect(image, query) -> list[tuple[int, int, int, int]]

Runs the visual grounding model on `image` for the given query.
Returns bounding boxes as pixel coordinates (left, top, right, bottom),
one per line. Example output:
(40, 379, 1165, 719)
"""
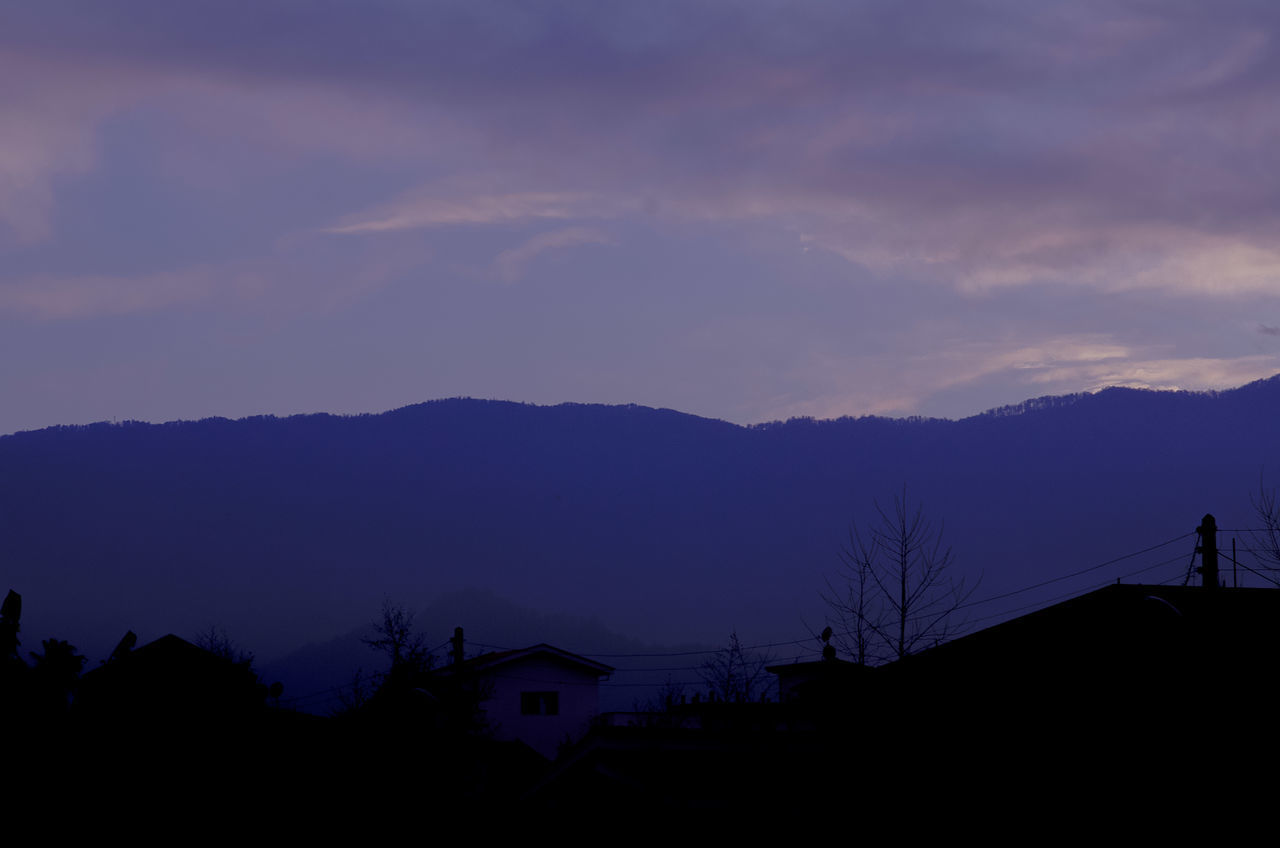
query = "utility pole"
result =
(1196, 513, 1219, 589)
(451, 626, 465, 666)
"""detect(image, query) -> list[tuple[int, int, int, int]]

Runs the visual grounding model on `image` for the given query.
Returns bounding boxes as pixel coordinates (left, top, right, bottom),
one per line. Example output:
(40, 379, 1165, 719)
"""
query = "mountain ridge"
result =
(3, 375, 1277, 672)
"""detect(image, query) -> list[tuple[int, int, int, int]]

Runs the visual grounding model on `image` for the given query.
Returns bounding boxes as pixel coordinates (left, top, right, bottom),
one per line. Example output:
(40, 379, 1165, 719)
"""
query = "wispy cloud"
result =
(0, 268, 219, 319)
(326, 192, 620, 234)
(493, 227, 614, 283)
(748, 331, 1280, 423)
(0, 230, 433, 319)
(1026, 355, 1280, 393)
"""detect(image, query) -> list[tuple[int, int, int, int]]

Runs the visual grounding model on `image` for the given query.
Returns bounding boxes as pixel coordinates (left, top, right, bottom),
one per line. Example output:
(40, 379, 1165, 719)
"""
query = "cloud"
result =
(11, 2, 1280, 302)
(1024, 355, 1280, 393)
(0, 49, 134, 242)
(736, 332, 1127, 422)
(0, 229, 433, 320)
(747, 326, 1280, 423)
(326, 192, 617, 234)
(922, 339, 1280, 412)
(8, 1, 1280, 434)
(493, 227, 614, 283)
(0, 268, 219, 319)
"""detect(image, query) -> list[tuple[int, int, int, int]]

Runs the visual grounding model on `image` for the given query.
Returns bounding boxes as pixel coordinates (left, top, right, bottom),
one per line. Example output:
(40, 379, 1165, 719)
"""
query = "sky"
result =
(4, 1, 1280, 436)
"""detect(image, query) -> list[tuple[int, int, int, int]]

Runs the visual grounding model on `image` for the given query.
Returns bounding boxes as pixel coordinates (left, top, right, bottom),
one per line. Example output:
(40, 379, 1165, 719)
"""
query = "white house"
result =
(431, 643, 613, 760)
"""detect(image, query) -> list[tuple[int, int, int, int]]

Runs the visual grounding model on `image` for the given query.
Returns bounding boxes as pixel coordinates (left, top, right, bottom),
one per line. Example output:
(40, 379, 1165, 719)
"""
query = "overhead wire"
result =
(1217, 549, 1280, 587)
(275, 530, 1246, 705)
(957, 550, 1197, 631)
(952, 531, 1195, 613)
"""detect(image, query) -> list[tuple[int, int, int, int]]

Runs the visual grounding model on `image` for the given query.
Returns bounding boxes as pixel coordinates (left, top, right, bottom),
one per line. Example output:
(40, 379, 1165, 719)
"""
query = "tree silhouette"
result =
(1250, 473, 1280, 581)
(191, 625, 280, 707)
(824, 487, 976, 664)
(699, 632, 774, 702)
(823, 526, 884, 665)
(29, 638, 86, 713)
(0, 590, 21, 669)
(193, 624, 255, 667)
(363, 600, 432, 689)
(332, 669, 375, 718)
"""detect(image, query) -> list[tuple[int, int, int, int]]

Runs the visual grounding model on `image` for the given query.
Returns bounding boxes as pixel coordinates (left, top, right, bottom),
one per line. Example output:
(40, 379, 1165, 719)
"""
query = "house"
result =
(75, 632, 267, 722)
(428, 643, 614, 759)
(890, 582, 1280, 702)
(766, 655, 868, 704)
(532, 576, 1280, 808)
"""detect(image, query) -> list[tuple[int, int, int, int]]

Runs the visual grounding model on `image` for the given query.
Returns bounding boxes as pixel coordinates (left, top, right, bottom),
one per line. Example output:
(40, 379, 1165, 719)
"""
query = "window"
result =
(520, 691, 559, 716)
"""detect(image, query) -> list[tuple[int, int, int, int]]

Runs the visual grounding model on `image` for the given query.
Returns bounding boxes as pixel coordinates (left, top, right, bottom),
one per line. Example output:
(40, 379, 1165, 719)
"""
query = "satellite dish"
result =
(1142, 596, 1183, 617)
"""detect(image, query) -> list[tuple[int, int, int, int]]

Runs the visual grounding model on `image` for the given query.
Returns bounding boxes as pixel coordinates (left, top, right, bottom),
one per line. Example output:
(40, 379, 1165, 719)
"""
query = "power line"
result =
(1219, 550, 1280, 587)
(582, 637, 812, 660)
(282, 531, 1240, 705)
(952, 531, 1195, 613)
(958, 551, 1193, 630)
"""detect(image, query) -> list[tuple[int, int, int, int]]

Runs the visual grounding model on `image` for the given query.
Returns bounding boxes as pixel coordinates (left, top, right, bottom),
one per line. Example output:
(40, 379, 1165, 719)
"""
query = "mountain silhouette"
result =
(4, 377, 1278, 666)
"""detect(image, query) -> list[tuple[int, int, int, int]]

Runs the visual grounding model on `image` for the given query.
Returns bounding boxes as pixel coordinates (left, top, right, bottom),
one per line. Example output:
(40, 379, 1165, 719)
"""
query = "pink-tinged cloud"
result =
(0, 49, 131, 243)
(0, 268, 219, 319)
(0, 231, 433, 320)
(493, 227, 614, 283)
(326, 192, 617, 234)
(750, 338, 1280, 424)
(9, 3, 1280, 301)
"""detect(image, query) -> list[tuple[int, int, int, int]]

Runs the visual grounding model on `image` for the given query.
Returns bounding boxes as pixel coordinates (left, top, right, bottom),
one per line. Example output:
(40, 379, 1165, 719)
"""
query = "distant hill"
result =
(4, 377, 1279, 672)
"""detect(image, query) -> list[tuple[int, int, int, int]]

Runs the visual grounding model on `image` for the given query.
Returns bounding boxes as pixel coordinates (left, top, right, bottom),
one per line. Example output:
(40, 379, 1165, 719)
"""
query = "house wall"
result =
(478, 655, 603, 759)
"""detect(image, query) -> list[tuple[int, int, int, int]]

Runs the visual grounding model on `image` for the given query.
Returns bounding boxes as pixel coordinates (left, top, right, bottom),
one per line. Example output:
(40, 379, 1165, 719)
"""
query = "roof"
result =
(76, 633, 265, 719)
(431, 643, 614, 678)
(81, 633, 243, 679)
(888, 582, 1280, 697)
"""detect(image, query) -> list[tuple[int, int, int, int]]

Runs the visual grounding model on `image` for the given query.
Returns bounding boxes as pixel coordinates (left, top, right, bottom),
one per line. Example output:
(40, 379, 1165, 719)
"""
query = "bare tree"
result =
(1252, 473, 1280, 577)
(823, 524, 885, 665)
(332, 669, 375, 717)
(823, 487, 976, 664)
(364, 599, 432, 678)
(699, 632, 775, 703)
(193, 624, 254, 667)
(637, 676, 686, 713)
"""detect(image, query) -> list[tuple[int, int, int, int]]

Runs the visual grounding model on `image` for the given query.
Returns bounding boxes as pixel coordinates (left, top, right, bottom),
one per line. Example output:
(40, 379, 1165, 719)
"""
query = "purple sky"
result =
(4, 1, 1280, 435)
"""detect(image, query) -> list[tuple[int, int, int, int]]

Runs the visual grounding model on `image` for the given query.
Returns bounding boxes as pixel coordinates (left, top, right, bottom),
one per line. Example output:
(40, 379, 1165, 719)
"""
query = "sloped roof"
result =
(891, 582, 1280, 684)
(76, 633, 264, 718)
(431, 643, 613, 678)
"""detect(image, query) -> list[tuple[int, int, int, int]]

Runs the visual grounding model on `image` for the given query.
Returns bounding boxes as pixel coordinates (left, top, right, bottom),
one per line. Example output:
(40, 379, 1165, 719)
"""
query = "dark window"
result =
(520, 691, 559, 716)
